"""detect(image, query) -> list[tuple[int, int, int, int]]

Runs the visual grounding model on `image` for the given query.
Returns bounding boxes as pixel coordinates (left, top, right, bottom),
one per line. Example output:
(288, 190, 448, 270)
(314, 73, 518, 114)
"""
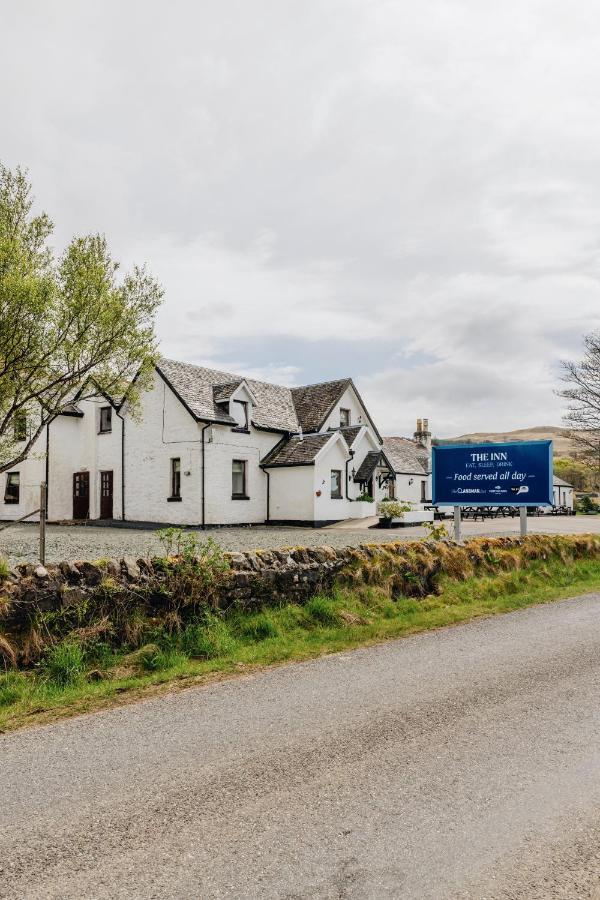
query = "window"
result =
(339, 408, 351, 428)
(4, 472, 20, 504)
(331, 469, 342, 499)
(169, 458, 181, 500)
(421, 480, 427, 503)
(99, 406, 112, 433)
(233, 400, 249, 431)
(13, 413, 27, 442)
(232, 459, 247, 498)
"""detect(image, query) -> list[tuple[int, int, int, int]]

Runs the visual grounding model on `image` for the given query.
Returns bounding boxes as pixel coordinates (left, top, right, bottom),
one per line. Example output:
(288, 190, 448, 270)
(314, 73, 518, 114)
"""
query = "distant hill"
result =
(439, 426, 577, 458)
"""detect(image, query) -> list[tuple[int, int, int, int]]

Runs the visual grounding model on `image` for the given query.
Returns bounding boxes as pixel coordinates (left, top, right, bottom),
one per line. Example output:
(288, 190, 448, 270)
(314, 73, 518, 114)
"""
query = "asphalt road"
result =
(3, 594, 600, 898)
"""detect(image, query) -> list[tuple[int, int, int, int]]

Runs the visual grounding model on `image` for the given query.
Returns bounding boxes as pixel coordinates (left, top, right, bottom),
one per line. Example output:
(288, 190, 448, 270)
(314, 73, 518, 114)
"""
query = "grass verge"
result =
(1, 555, 600, 733)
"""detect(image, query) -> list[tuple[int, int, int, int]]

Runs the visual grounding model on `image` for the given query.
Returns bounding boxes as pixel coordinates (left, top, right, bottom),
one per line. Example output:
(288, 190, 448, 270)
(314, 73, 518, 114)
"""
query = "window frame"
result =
(330, 468, 342, 499)
(168, 457, 182, 501)
(232, 459, 248, 499)
(99, 406, 113, 434)
(4, 471, 20, 504)
(339, 408, 351, 428)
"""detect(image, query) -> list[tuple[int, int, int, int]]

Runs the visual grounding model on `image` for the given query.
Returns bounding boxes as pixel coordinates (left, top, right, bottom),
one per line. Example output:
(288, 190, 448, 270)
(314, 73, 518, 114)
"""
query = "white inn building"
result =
(0, 360, 432, 528)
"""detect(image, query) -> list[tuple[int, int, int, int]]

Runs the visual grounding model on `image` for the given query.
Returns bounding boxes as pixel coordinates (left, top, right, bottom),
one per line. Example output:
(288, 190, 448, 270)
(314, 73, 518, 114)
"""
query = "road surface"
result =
(2, 594, 600, 898)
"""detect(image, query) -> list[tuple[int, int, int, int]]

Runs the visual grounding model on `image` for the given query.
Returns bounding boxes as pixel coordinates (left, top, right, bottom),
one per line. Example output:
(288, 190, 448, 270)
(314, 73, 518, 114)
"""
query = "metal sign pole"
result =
(39, 482, 47, 566)
(453, 505, 461, 543)
(520, 506, 528, 538)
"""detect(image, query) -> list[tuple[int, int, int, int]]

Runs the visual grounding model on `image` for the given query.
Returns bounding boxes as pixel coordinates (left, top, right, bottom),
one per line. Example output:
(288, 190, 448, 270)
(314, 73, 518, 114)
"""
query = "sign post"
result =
(453, 505, 461, 543)
(432, 440, 553, 539)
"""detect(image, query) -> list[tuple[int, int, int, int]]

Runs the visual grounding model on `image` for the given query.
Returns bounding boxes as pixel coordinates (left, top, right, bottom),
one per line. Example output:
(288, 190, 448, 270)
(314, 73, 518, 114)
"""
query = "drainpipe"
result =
(201, 423, 210, 529)
(345, 449, 355, 500)
(45, 422, 50, 519)
(115, 409, 126, 520)
(264, 468, 270, 523)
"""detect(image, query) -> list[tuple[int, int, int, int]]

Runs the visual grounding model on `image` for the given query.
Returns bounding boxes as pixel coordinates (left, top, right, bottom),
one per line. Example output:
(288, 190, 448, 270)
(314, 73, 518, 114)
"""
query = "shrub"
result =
(305, 596, 341, 627)
(180, 615, 237, 659)
(42, 642, 86, 687)
(578, 495, 599, 515)
(356, 492, 374, 503)
(0, 671, 28, 707)
(155, 531, 230, 608)
(423, 521, 449, 541)
(377, 500, 412, 521)
(238, 612, 280, 641)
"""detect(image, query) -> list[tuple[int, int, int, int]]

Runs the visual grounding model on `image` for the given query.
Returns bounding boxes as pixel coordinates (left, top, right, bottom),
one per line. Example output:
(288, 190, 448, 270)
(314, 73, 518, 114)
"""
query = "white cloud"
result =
(1, 0, 600, 438)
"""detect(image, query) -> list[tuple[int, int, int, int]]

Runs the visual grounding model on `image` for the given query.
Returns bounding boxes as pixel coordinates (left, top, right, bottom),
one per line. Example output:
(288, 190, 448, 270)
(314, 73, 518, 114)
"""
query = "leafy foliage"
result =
(42, 642, 86, 686)
(0, 164, 163, 472)
(377, 500, 412, 520)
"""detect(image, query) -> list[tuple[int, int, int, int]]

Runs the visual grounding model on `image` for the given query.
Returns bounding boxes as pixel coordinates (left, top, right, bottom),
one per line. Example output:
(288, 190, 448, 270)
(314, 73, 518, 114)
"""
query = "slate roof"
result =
(157, 359, 299, 432)
(290, 379, 351, 433)
(383, 436, 430, 475)
(553, 475, 573, 487)
(213, 380, 242, 403)
(260, 433, 334, 467)
(338, 425, 363, 447)
(353, 449, 395, 483)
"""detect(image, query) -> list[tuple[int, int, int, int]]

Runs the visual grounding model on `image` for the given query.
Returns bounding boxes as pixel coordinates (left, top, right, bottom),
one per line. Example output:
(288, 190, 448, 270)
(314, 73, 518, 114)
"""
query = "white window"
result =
(232, 460, 247, 498)
(331, 469, 342, 499)
(170, 458, 181, 499)
(5, 472, 20, 504)
(99, 406, 112, 433)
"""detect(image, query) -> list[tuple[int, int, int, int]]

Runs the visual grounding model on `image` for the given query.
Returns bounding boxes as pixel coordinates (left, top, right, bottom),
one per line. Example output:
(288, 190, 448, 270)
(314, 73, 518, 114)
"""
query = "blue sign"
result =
(432, 440, 553, 507)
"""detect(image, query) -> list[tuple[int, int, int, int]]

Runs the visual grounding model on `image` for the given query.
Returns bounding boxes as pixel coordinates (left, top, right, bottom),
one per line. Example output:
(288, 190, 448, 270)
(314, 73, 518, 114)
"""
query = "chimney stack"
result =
(414, 417, 432, 453)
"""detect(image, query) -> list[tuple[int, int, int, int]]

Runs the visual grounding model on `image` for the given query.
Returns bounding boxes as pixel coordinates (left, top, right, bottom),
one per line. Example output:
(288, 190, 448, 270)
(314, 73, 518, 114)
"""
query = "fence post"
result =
(39, 482, 47, 565)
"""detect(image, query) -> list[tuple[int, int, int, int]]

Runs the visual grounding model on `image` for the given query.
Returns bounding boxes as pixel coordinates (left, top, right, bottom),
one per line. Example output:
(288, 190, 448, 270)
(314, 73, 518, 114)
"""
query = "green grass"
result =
(2, 556, 600, 732)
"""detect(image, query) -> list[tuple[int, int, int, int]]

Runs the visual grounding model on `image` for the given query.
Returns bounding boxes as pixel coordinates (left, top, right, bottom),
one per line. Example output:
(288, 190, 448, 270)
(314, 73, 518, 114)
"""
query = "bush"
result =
(377, 500, 412, 521)
(356, 492, 374, 503)
(42, 642, 86, 687)
(305, 596, 341, 627)
(238, 612, 280, 641)
(180, 615, 237, 659)
(578, 495, 599, 515)
(0, 671, 28, 707)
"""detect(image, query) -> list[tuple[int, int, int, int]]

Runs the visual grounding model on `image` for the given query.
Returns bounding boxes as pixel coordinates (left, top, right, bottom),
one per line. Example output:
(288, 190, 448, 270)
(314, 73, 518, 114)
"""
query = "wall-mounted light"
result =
(408, 478, 414, 485)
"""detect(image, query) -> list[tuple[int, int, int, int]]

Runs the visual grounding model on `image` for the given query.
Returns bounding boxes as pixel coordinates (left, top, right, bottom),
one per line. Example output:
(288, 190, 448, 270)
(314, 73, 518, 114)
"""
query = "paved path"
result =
(1, 514, 599, 564)
(3, 593, 600, 898)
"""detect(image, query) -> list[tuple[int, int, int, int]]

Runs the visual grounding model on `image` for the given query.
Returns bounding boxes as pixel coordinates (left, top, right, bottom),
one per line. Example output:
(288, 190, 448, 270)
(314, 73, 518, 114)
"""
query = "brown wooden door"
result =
(100, 470, 113, 520)
(72, 472, 90, 520)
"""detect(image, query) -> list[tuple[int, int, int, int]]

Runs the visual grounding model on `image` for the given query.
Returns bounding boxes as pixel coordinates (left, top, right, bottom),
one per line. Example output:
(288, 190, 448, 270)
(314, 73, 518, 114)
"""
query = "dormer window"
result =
(233, 400, 249, 432)
(99, 406, 112, 434)
(340, 408, 351, 428)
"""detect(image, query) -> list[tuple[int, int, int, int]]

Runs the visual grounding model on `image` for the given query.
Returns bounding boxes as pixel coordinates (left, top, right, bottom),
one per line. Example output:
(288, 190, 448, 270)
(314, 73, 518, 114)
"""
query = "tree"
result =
(560, 330, 600, 488)
(0, 164, 163, 473)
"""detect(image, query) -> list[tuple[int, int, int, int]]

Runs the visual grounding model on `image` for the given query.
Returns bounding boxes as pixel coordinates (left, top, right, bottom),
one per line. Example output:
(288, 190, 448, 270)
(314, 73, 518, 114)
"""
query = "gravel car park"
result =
(1, 516, 599, 565)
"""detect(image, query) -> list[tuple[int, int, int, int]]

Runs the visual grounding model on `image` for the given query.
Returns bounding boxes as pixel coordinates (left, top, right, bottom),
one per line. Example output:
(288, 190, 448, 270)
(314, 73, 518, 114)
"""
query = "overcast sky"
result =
(2, 1, 599, 436)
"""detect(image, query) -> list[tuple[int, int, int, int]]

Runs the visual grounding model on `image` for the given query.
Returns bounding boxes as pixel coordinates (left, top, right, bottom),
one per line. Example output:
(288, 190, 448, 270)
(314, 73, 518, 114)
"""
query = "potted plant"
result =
(377, 499, 412, 528)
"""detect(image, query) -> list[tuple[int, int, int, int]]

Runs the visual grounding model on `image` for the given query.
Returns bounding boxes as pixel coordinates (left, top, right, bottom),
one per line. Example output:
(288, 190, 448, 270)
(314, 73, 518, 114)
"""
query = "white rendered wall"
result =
(124, 372, 203, 525)
(321, 385, 371, 432)
(0, 430, 46, 522)
(313, 439, 353, 522)
(203, 425, 280, 525)
(268, 465, 315, 522)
